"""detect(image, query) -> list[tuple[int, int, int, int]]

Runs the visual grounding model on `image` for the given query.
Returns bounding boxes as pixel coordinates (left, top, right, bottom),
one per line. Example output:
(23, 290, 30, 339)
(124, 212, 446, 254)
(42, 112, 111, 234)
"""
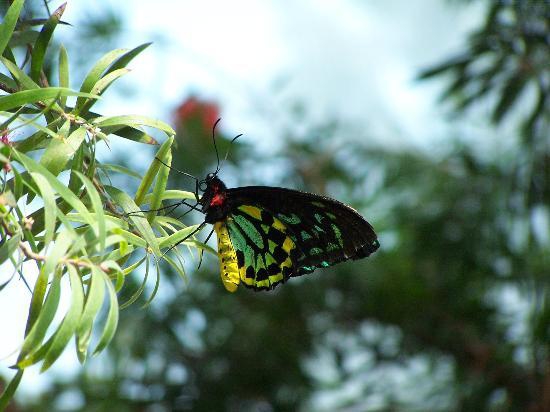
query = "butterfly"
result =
(163, 120, 379, 292)
(197, 173, 380, 292)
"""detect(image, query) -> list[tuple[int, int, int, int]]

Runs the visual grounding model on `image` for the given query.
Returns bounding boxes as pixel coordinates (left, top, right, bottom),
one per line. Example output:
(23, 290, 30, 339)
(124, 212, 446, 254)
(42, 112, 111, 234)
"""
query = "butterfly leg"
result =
(174, 200, 202, 220)
(196, 227, 215, 270)
(125, 201, 184, 218)
(162, 220, 208, 257)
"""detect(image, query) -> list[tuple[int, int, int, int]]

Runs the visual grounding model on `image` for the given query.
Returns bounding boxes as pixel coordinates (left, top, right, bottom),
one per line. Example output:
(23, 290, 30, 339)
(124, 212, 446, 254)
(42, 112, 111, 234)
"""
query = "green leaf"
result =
(111, 227, 147, 248)
(134, 136, 174, 206)
(98, 163, 142, 180)
(23, 229, 73, 339)
(107, 42, 151, 73)
(0, 370, 24, 411)
(161, 252, 187, 283)
(99, 124, 158, 144)
(58, 45, 69, 107)
(92, 115, 175, 137)
(40, 264, 84, 372)
(30, 3, 66, 82)
(76, 48, 128, 110)
(417, 54, 471, 80)
(73, 171, 106, 253)
(0, 233, 21, 265)
(143, 257, 161, 307)
(0, 72, 18, 90)
(148, 138, 172, 222)
(12, 121, 62, 153)
(76, 265, 106, 363)
(492, 73, 529, 124)
(92, 271, 119, 355)
(1, 56, 40, 90)
(40, 125, 86, 176)
(120, 256, 149, 309)
(0, 0, 25, 57)
(18, 270, 62, 367)
(0, 87, 98, 112)
(158, 224, 200, 249)
(105, 185, 161, 257)
(78, 68, 130, 115)
(9, 29, 40, 48)
(14, 151, 97, 232)
(100, 259, 125, 291)
(28, 173, 56, 246)
(142, 189, 196, 205)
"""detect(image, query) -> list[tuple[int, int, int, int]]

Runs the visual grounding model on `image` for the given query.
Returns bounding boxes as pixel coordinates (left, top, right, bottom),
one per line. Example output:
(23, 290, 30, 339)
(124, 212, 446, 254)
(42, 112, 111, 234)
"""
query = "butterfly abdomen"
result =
(214, 222, 240, 292)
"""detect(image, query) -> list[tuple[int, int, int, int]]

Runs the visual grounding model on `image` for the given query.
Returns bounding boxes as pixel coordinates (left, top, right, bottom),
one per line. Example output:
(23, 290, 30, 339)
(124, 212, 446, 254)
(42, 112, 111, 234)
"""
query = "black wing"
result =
(226, 186, 379, 278)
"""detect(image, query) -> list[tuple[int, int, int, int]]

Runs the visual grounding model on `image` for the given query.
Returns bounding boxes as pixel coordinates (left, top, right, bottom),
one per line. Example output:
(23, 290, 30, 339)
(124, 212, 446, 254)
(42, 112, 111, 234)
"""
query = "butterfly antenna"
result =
(212, 118, 222, 174)
(155, 156, 200, 201)
(220, 133, 243, 170)
(155, 157, 198, 182)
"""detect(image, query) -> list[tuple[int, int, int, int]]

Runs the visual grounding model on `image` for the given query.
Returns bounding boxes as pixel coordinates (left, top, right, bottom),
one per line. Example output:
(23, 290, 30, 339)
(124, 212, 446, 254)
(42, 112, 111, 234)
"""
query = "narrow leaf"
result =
(0, 0, 25, 57)
(148, 138, 172, 222)
(28, 173, 56, 246)
(1, 57, 40, 90)
(0, 87, 98, 112)
(18, 271, 63, 366)
(14, 151, 97, 231)
(120, 256, 149, 309)
(159, 224, 200, 249)
(98, 163, 142, 180)
(107, 42, 151, 73)
(142, 189, 196, 205)
(58, 45, 69, 107)
(40, 126, 86, 176)
(76, 48, 128, 109)
(73, 171, 106, 253)
(134, 136, 173, 206)
(0, 370, 24, 411)
(92, 272, 119, 355)
(492, 74, 528, 124)
(99, 125, 158, 144)
(105, 185, 161, 257)
(78, 68, 129, 115)
(93, 115, 175, 137)
(40, 265, 84, 372)
(30, 3, 66, 82)
(23, 230, 73, 339)
(76, 265, 105, 363)
(0, 233, 21, 265)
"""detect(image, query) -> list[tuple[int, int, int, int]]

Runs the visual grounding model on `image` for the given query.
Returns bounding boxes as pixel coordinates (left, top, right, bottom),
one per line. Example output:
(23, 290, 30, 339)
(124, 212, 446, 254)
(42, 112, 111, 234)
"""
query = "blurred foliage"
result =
(419, 0, 549, 138)
(6, 0, 550, 412)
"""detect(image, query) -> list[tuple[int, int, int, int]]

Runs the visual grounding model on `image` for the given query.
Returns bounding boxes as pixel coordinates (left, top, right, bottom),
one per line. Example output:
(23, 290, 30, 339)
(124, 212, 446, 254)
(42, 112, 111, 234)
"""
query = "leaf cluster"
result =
(0, 1, 205, 407)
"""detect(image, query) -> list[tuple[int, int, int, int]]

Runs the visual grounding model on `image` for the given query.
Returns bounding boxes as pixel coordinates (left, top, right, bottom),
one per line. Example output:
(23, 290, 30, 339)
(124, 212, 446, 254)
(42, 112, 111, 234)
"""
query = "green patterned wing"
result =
(224, 186, 379, 291)
(225, 205, 299, 290)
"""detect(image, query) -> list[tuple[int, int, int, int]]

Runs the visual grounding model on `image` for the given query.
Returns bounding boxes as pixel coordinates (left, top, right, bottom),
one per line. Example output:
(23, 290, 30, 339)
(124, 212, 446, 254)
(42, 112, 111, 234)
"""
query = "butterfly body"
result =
(198, 173, 380, 292)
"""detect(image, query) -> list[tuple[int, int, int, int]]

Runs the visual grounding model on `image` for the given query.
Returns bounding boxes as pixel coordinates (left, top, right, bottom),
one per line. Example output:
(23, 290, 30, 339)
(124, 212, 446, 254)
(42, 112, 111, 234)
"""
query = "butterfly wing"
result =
(214, 213, 297, 292)
(222, 186, 379, 291)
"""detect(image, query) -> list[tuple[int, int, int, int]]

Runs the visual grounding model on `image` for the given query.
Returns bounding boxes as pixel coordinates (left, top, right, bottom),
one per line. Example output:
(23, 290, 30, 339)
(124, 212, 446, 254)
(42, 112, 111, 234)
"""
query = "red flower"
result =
(174, 96, 220, 131)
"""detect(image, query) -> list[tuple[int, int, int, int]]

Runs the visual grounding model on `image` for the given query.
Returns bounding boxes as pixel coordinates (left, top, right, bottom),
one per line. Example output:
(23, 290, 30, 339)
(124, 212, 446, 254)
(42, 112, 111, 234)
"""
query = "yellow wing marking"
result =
(238, 205, 262, 220)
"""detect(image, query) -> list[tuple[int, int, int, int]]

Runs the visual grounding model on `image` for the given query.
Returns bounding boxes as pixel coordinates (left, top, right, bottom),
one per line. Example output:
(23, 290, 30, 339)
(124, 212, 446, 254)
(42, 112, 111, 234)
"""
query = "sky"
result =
(0, 0, 488, 403)
(64, 0, 486, 150)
